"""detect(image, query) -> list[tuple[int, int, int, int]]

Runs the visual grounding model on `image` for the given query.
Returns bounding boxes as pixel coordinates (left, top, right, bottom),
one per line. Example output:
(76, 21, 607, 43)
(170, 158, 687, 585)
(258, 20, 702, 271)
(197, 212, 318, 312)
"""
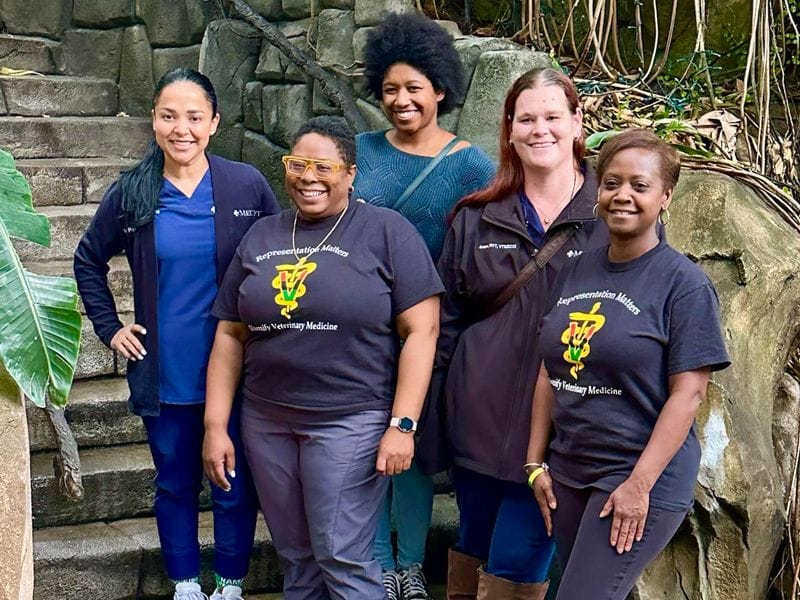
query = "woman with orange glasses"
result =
(203, 116, 443, 599)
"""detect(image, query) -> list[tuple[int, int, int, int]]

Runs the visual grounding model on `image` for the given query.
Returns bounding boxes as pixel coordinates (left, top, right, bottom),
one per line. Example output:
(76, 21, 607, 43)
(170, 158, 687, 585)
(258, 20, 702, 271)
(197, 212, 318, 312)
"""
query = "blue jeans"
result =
(142, 401, 258, 581)
(373, 460, 435, 571)
(453, 466, 555, 583)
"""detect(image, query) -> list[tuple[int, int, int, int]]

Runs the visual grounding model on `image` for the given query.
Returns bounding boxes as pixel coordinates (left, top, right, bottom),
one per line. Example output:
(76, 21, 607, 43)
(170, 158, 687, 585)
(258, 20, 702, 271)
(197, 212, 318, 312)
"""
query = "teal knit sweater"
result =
(353, 131, 496, 261)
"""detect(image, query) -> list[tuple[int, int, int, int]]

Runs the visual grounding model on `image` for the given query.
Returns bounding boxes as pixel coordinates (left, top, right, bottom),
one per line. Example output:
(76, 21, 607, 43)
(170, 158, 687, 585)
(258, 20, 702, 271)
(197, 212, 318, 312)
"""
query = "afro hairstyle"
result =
(363, 12, 465, 115)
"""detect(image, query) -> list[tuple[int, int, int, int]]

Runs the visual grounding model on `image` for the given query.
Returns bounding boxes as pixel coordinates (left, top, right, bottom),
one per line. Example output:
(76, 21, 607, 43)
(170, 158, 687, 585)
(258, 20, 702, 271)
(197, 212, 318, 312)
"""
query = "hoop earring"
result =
(592, 203, 599, 218)
(348, 185, 354, 193)
(659, 207, 670, 225)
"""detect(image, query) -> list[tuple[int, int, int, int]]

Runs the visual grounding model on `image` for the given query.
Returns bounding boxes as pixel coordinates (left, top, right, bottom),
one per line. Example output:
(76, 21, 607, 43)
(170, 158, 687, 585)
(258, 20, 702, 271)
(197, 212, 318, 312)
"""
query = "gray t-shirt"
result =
(213, 200, 444, 414)
(539, 238, 730, 511)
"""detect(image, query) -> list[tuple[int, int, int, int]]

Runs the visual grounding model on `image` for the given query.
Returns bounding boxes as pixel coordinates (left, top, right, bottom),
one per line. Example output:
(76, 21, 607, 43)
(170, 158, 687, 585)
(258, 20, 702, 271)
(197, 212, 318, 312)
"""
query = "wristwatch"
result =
(389, 416, 418, 433)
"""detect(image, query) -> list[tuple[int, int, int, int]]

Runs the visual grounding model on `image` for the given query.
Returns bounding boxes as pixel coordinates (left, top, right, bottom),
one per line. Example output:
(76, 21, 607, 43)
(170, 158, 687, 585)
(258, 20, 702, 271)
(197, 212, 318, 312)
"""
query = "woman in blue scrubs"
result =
(74, 68, 280, 600)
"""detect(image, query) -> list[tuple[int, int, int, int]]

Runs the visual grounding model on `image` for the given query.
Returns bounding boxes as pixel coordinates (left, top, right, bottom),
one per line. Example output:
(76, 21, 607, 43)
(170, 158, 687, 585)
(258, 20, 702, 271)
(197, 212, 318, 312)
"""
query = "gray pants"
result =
(551, 479, 688, 600)
(241, 400, 390, 600)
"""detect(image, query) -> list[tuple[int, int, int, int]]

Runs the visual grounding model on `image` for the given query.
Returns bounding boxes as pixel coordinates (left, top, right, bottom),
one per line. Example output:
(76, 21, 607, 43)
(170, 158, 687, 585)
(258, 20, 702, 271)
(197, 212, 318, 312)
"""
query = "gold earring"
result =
(659, 207, 670, 225)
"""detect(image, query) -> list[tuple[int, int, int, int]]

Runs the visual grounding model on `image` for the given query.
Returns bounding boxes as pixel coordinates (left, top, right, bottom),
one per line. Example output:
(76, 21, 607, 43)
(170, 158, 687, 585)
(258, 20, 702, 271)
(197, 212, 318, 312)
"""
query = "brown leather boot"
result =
(476, 566, 549, 600)
(447, 548, 483, 600)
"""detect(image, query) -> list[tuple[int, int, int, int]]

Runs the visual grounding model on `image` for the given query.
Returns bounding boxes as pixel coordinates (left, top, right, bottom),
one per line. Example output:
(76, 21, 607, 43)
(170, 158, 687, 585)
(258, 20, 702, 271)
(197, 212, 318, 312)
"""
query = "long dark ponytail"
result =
(119, 68, 218, 228)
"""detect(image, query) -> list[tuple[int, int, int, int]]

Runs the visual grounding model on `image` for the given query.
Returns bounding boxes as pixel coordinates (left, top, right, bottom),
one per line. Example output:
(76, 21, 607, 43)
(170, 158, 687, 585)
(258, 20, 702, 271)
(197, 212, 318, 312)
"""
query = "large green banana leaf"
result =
(0, 148, 81, 408)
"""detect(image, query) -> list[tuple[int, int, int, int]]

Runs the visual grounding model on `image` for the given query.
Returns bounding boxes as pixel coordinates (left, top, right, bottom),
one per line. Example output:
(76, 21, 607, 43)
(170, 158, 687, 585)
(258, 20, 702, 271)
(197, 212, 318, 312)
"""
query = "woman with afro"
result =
(353, 12, 495, 600)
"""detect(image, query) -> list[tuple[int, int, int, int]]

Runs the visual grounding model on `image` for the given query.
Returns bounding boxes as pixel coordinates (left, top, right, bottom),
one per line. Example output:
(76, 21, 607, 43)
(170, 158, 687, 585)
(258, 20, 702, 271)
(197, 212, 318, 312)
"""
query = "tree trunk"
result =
(0, 362, 34, 600)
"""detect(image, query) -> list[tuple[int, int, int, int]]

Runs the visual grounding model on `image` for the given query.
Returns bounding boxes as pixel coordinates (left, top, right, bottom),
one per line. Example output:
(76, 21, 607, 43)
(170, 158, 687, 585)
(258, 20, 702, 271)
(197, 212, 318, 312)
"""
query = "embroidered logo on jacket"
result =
(233, 209, 262, 217)
(560, 302, 606, 379)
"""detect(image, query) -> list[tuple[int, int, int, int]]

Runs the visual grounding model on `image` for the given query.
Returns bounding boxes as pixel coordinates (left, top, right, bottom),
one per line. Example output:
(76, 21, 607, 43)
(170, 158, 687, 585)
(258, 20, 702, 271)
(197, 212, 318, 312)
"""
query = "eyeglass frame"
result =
(281, 155, 347, 180)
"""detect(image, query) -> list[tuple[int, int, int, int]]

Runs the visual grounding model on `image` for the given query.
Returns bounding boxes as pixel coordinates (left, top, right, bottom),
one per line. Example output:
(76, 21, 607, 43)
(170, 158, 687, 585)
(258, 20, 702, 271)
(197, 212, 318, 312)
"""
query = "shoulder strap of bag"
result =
(483, 223, 581, 318)
(393, 137, 461, 213)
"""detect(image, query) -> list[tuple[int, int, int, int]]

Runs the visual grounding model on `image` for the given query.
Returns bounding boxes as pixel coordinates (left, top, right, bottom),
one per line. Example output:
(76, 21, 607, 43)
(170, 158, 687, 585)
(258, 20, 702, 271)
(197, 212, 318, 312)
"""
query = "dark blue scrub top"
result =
(518, 191, 546, 247)
(155, 170, 217, 404)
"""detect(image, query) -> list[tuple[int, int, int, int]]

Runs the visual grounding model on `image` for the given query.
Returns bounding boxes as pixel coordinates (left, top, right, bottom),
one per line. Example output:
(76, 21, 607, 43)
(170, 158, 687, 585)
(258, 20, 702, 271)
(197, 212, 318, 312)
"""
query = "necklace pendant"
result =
(543, 217, 550, 224)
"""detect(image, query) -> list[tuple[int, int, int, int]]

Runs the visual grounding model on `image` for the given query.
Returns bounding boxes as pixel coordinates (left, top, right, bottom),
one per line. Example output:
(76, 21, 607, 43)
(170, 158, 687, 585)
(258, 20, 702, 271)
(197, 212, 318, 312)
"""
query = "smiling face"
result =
(285, 132, 356, 220)
(509, 84, 583, 173)
(597, 147, 672, 251)
(380, 62, 444, 136)
(152, 80, 219, 170)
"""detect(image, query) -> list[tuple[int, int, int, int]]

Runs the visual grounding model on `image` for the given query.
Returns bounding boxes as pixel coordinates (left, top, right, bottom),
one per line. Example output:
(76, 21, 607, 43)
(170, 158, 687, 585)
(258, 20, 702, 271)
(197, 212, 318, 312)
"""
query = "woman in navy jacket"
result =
(74, 68, 279, 600)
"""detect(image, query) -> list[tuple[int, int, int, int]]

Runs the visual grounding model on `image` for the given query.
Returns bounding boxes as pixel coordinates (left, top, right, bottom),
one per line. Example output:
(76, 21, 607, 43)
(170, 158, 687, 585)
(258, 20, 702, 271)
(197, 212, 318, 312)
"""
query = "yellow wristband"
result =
(527, 467, 545, 488)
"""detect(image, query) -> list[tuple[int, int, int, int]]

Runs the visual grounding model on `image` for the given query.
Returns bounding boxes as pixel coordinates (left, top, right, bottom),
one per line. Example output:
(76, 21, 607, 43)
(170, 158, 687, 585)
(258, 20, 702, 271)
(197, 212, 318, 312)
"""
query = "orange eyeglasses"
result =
(281, 155, 346, 180)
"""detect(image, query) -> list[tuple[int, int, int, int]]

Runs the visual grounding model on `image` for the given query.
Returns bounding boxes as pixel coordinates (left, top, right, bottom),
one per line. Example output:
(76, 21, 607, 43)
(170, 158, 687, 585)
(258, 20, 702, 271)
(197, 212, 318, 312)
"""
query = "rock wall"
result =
(198, 0, 551, 205)
(0, 0, 222, 115)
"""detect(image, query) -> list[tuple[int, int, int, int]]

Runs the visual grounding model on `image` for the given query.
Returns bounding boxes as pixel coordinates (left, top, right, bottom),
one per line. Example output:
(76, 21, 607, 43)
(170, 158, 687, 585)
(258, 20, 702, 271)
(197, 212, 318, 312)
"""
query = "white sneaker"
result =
(400, 564, 431, 600)
(209, 585, 244, 600)
(174, 582, 208, 600)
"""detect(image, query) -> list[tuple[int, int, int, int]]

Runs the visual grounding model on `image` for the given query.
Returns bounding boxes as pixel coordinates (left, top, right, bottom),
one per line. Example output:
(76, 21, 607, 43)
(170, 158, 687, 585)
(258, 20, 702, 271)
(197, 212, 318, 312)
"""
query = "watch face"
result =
(398, 417, 414, 432)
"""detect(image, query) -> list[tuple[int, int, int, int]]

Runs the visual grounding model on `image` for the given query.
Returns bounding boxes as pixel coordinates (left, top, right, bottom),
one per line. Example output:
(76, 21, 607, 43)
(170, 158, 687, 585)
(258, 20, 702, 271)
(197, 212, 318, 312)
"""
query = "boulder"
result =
(200, 20, 261, 161)
(209, 122, 244, 162)
(118, 25, 154, 116)
(453, 36, 524, 90)
(262, 84, 312, 147)
(0, 0, 70, 37)
(322, 0, 354, 8)
(151, 45, 201, 83)
(631, 171, 800, 599)
(316, 9, 355, 68)
(355, 98, 390, 131)
(351, 26, 373, 64)
(255, 41, 285, 83)
(63, 28, 124, 81)
(434, 19, 462, 38)
(200, 20, 261, 125)
(242, 130, 289, 208)
(134, 0, 206, 47)
(353, 0, 414, 26)
(72, 0, 135, 28)
(282, 0, 320, 19)
(0, 365, 33, 600)
(248, 0, 284, 19)
(456, 49, 551, 161)
(244, 81, 265, 131)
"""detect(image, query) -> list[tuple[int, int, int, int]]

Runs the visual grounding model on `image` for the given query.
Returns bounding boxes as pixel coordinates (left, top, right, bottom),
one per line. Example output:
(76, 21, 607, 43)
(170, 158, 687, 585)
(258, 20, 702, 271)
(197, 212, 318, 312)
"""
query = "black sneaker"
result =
(382, 569, 403, 600)
(400, 564, 430, 600)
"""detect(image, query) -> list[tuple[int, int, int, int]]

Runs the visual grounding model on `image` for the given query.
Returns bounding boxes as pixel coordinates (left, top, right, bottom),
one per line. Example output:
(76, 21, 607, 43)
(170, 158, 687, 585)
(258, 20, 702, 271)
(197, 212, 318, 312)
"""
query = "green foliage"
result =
(0, 148, 81, 408)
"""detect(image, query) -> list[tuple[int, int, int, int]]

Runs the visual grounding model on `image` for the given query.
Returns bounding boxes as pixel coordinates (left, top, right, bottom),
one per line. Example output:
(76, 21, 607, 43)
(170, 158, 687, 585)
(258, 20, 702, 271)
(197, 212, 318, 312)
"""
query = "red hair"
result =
(455, 68, 585, 212)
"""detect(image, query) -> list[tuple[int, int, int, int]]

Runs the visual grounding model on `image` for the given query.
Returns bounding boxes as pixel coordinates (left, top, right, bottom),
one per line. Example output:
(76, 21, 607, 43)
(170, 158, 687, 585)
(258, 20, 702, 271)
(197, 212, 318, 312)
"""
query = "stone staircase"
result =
(4, 30, 457, 600)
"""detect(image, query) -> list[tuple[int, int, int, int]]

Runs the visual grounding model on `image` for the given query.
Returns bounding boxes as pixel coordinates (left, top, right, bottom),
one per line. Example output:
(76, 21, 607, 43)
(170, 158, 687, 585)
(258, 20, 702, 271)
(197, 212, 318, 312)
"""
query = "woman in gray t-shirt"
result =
(527, 130, 730, 599)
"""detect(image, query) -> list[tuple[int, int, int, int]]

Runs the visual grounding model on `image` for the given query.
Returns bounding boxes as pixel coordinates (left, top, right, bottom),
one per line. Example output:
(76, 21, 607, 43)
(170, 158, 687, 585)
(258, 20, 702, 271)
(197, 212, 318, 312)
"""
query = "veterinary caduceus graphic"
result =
(561, 301, 606, 379)
(272, 258, 317, 319)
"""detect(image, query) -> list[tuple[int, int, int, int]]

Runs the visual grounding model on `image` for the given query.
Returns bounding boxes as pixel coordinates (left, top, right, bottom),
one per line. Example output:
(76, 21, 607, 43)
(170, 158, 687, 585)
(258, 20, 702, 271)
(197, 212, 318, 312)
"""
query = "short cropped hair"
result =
(291, 116, 357, 166)
(596, 129, 681, 191)
(363, 12, 465, 115)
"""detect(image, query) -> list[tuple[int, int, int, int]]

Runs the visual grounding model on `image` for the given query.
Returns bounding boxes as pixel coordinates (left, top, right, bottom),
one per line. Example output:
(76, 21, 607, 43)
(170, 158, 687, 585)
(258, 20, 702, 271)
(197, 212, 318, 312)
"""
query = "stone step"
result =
(26, 257, 133, 314)
(0, 116, 152, 159)
(16, 157, 136, 206)
(33, 495, 458, 600)
(250, 587, 449, 600)
(26, 377, 141, 453)
(0, 75, 118, 116)
(33, 511, 280, 600)
(14, 203, 96, 262)
(0, 34, 65, 74)
(30, 443, 157, 529)
(23, 258, 132, 380)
